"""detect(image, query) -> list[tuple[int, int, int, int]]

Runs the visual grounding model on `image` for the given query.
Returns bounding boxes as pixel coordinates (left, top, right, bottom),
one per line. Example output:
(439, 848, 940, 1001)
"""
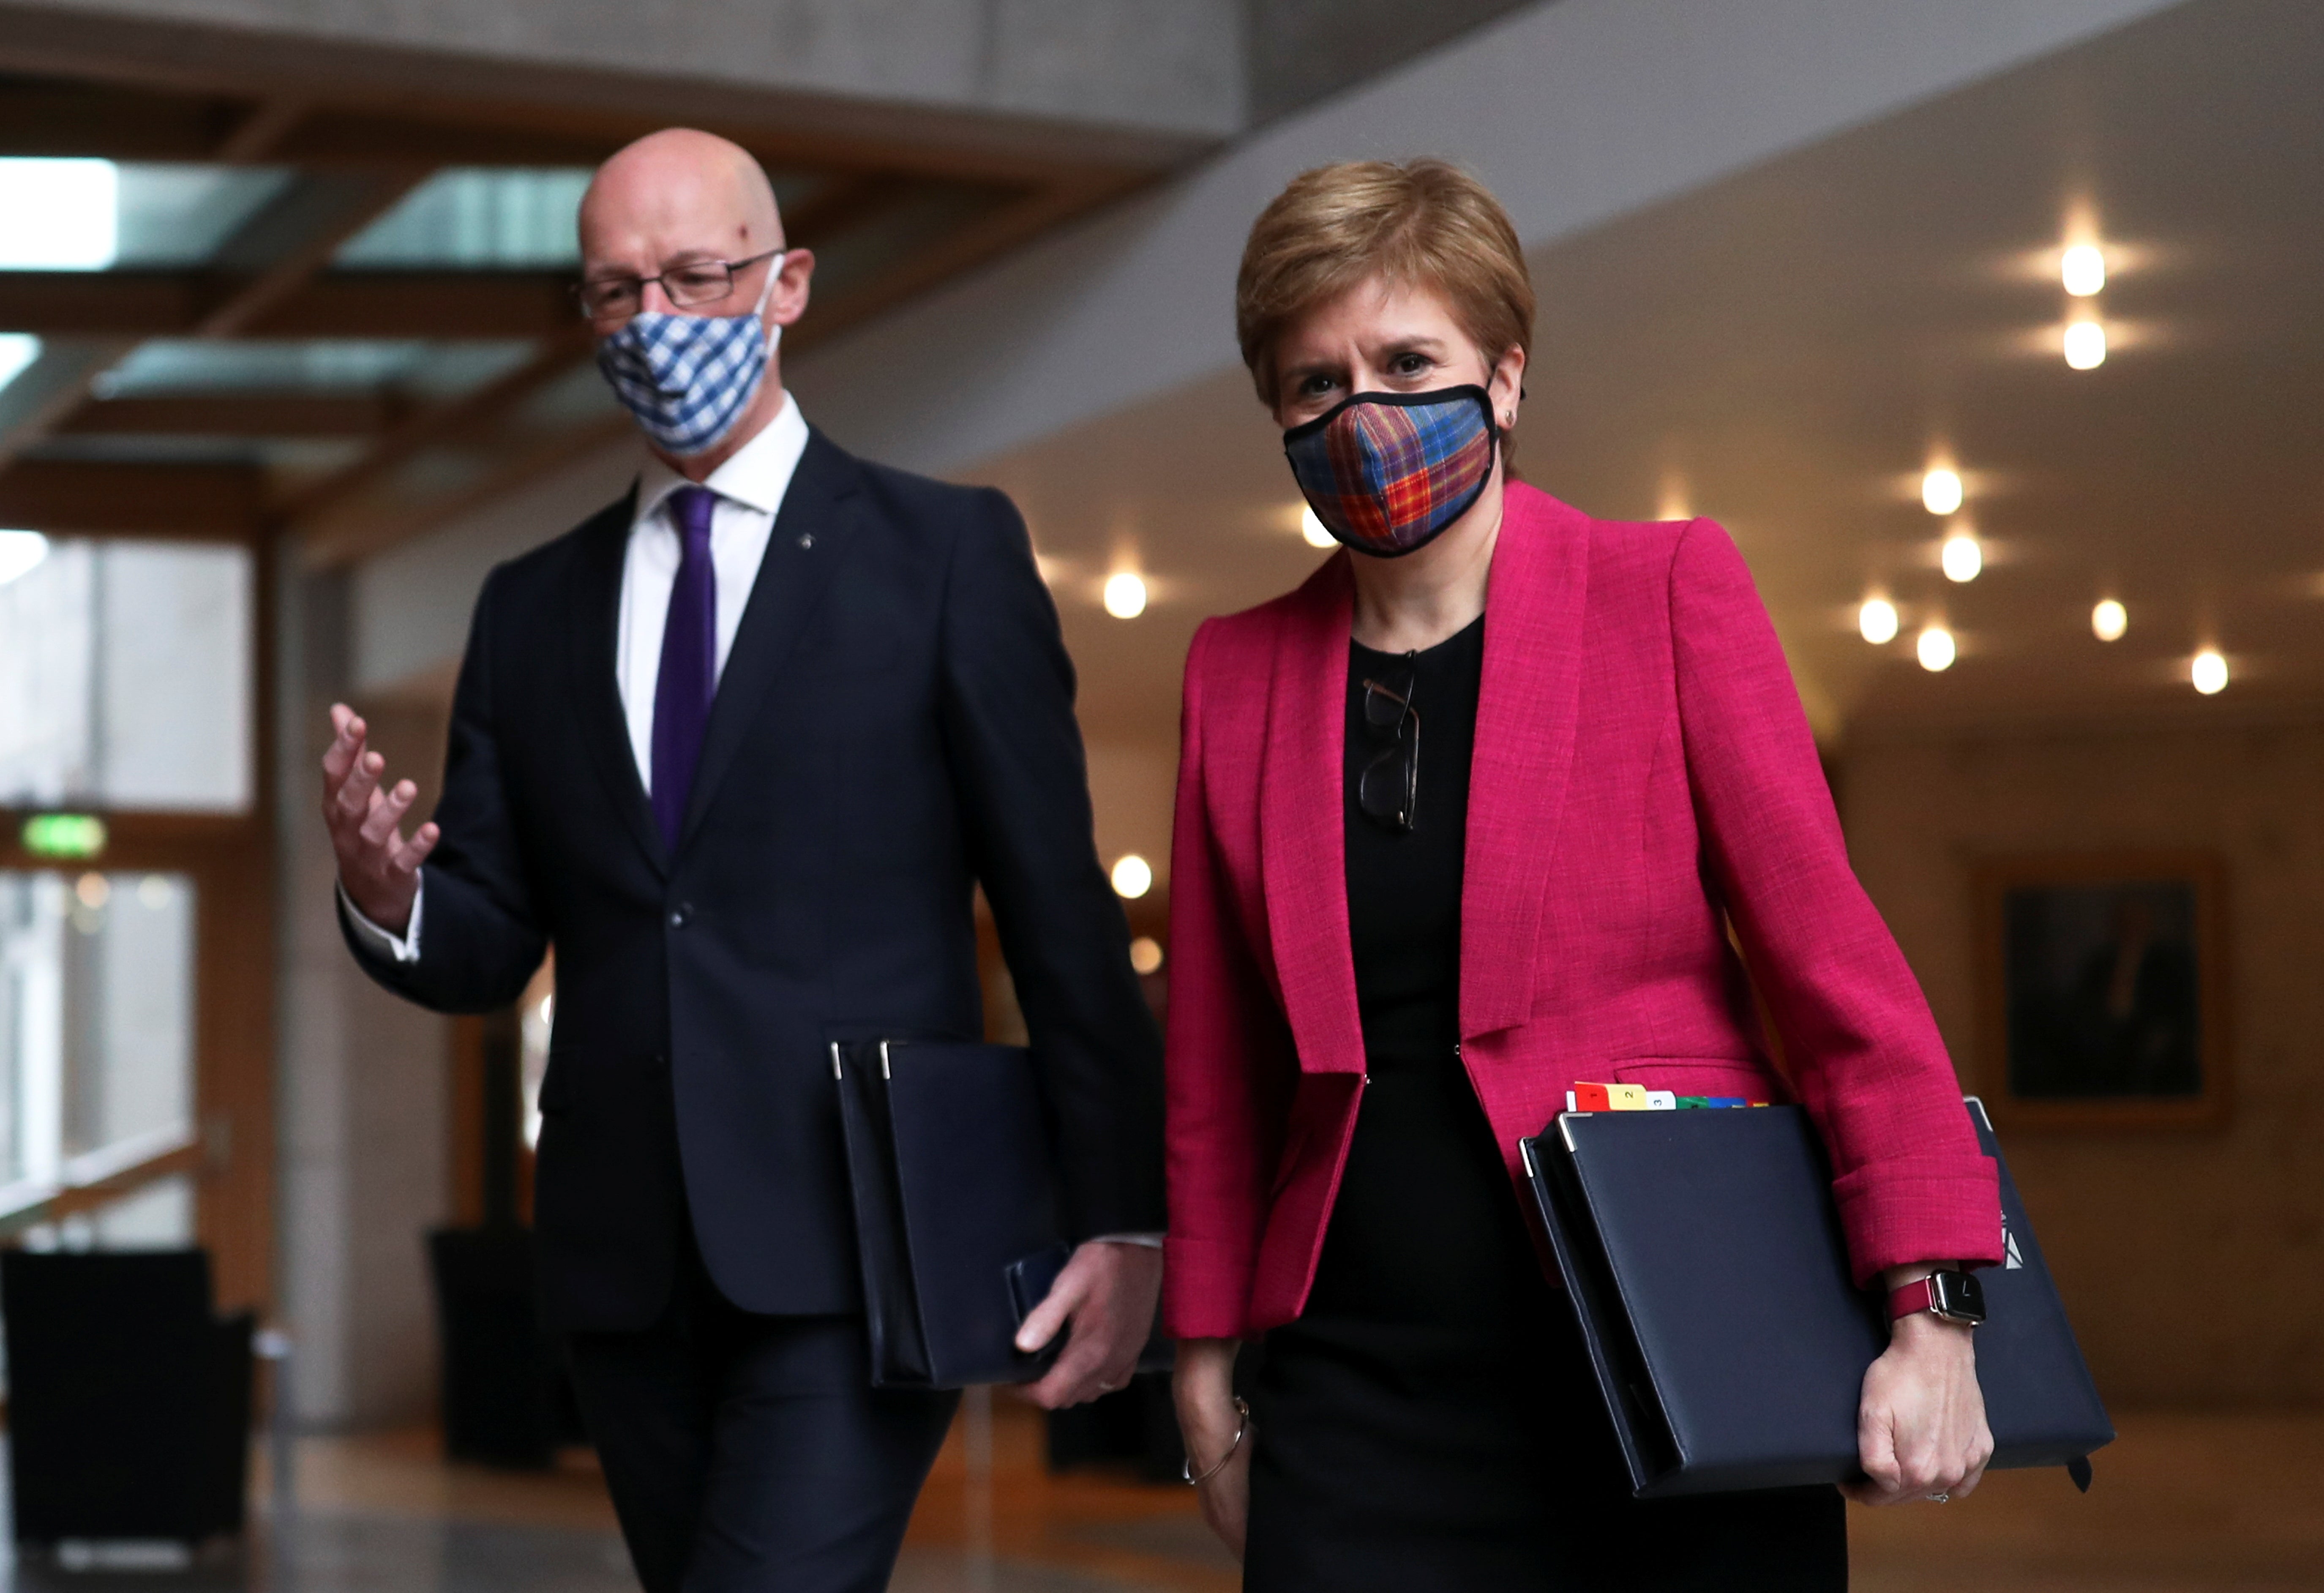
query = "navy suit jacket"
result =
(346, 428, 1165, 1332)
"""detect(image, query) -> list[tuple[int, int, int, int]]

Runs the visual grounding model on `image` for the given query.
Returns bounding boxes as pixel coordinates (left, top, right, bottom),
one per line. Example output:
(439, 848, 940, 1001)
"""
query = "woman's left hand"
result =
(1843, 1271, 1994, 1507)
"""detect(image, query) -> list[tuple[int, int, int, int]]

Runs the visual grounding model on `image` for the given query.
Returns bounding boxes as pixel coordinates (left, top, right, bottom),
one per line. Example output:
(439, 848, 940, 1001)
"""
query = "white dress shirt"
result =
(344, 395, 810, 962)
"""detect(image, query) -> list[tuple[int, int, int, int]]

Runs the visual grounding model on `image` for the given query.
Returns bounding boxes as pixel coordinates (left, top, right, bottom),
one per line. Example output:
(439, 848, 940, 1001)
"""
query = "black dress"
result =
(1241, 617, 1847, 1592)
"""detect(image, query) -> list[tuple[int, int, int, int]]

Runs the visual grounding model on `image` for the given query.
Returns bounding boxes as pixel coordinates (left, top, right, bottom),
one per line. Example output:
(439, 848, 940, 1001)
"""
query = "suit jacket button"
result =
(668, 903, 692, 928)
(650, 1053, 669, 1074)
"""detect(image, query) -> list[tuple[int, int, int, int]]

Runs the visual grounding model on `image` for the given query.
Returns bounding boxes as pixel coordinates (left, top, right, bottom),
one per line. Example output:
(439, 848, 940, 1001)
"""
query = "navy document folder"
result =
(832, 1039, 1071, 1389)
(1520, 1097, 2112, 1498)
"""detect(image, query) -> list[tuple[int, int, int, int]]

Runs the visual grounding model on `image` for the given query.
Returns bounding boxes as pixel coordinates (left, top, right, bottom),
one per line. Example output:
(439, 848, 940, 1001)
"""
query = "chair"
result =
(2, 1249, 254, 1546)
(427, 1226, 581, 1468)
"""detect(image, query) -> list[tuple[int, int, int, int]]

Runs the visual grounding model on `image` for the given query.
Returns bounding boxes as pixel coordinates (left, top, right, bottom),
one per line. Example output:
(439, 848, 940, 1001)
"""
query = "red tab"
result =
(1574, 1083, 1612, 1112)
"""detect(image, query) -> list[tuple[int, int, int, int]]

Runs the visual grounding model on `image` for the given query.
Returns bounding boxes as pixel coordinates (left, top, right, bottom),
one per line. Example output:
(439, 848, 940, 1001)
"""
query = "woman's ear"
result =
(1491, 344, 1527, 430)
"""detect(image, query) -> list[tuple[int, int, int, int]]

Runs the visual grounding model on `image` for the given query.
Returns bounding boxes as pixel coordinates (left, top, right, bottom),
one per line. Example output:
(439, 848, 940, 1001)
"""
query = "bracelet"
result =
(1182, 1397, 1251, 1486)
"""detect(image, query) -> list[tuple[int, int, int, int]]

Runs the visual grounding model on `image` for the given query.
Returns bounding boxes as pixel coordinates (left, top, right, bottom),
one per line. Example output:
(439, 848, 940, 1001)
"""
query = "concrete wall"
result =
(1843, 714, 2324, 1406)
(275, 564, 452, 1427)
(0, 0, 1243, 145)
(788, 0, 2189, 479)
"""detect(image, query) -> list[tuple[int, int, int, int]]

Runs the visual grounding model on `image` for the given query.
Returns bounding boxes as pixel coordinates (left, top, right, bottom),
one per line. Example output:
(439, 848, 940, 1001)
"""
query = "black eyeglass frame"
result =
(1357, 658, 1421, 832)
(573, 248, 785, 322)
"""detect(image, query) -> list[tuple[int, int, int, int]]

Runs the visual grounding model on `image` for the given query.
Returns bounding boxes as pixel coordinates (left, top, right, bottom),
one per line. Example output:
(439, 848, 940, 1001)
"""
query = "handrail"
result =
(0, 1125, 203, 1239)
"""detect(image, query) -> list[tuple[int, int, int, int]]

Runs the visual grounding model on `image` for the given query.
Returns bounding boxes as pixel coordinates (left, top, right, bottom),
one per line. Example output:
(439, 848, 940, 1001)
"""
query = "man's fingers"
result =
(1015, 1270, 1086, 1354)
(1028, 1336, 1111, 1409)
(320, 708, 366, 788)
(391, 823, 440, 874)
(335, 748, 386, 819)
(358, 780, 417, 848)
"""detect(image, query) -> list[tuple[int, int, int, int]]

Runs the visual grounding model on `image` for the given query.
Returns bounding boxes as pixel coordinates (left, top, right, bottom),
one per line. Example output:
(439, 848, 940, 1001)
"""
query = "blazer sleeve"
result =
(937, 488, 1167, 1241)
(1669, 518, 2000, 1283)
(340, 565, 549, 1014)
(1160, 622, 1286, 1340)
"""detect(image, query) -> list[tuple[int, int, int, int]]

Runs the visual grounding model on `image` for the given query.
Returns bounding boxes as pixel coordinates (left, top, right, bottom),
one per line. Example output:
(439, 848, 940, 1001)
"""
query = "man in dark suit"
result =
(321, 129, 1164, 1593)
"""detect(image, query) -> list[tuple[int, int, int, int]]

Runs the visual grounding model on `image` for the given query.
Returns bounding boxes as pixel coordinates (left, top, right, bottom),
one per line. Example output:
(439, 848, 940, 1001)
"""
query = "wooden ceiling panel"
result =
(0, 458, 262, 536)
(0, 270, 577, 339)
(60, 394, 401, 438)
(0, 65, 1163, 561)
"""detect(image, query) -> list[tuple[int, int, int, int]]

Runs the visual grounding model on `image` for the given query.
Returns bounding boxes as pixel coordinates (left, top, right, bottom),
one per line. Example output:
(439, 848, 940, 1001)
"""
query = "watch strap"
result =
(1888, 1270, 1984, 1326)
(1887, 1276, 1939, 1322)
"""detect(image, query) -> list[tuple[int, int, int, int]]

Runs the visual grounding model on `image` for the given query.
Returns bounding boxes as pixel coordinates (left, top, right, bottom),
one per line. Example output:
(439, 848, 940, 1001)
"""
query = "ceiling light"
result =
(1110, 854, 1153, 899)
(2191, 649, 2227, 696)
(1940, 532, 1982, 583)
(2061, 244, 2106, 297)
(2092, 599, 2126, 642)
(1128, 935, 1165, 975)
(1858, 598, 1898, 645)
(1917, 626, 1956, 672)
(0, 333, 39, 393)
(1921, 468, 1963, 516)
(0, 529, 48, 587)
(0, 158, 119, 269)
(1299, 506, 1336, 548)
(2063, 319, 2107, 370)
(1102, 571, 1147, 619)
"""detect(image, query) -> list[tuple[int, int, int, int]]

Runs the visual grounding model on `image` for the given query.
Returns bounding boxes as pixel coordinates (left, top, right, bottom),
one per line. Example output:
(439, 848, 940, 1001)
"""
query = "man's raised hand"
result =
(321, 703, 438, 935)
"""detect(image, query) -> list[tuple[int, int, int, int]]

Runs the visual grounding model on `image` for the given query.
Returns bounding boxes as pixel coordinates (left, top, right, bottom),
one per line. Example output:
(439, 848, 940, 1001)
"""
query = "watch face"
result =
(1930, 1270, 1987, 1324)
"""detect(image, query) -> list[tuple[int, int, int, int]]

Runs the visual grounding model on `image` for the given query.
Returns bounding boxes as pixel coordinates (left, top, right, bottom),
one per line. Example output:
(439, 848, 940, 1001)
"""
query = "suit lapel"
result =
(1259, 556, 1367, 1076)
(564, 488, 670, 879)
(675, 427, 861, 852)
(1461, 484, 1591, 1037)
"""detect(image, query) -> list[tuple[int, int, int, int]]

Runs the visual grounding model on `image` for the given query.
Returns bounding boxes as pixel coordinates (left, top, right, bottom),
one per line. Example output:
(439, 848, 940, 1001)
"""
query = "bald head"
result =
(579, 128, 782, 278)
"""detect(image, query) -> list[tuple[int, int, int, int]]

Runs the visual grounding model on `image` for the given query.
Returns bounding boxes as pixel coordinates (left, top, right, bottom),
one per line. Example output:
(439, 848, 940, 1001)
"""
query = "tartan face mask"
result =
(1282, 385, 1498, 558)
(595, 259, 781, 457)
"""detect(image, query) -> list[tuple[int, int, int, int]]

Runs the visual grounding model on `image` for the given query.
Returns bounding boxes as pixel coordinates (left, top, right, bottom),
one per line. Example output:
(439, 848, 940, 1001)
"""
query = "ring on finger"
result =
(1925, 1492, 1950, 1503)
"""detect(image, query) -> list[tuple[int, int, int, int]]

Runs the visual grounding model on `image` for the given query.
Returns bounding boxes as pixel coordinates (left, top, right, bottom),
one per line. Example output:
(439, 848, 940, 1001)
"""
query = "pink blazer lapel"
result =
(1462, 484, 1591, 1037)
(1258, 556, 1367, 1076)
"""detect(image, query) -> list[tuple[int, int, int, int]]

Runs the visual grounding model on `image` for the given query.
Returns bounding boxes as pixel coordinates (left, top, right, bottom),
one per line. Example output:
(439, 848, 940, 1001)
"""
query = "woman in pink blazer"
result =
(1165, 161, 2005, 1589)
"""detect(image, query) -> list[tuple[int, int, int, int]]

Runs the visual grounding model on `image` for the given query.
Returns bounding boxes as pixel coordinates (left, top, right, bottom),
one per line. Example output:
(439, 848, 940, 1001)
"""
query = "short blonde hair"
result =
(1236, 158, 1535, 404)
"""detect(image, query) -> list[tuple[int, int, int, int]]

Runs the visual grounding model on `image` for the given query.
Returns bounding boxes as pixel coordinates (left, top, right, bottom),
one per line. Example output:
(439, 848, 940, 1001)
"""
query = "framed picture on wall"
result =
(1973, 851, 2229, 1130)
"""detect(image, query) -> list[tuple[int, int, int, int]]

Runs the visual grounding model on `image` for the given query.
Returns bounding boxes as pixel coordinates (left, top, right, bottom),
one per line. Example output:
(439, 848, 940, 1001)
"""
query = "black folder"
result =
(832, 1038, 1071, 1389)
(1520, 1097, 2112, 1498)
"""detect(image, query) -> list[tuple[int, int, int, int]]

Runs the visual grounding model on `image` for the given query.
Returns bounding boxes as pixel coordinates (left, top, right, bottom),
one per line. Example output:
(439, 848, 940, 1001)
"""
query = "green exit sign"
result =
(22, 813, 108, 860)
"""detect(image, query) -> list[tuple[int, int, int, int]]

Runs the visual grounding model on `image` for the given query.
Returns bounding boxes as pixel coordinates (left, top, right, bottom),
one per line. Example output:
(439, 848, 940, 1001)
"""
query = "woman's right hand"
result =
(1172, 1338, 1252, 1560)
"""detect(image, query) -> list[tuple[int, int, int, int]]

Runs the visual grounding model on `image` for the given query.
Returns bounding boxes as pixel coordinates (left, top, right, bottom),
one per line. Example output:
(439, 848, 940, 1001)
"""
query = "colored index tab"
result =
(1643, 1091, 1676, 1111)
(1707, 1096, 1748, 1109)
(1675, 1097, 1710, 1109)
(1574, 1083, 1612, 1112)
(1606, 1085, 1650, 1111)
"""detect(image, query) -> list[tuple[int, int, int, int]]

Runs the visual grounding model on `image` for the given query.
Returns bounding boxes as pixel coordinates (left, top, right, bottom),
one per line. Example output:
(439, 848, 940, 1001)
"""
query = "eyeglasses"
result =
(573, 248, 783, 322)
(1357, 659, 1420, 832)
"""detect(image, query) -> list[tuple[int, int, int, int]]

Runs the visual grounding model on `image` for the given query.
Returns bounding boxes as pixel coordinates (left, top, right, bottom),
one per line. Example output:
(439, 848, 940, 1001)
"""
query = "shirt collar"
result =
(635, 391, 810, 526)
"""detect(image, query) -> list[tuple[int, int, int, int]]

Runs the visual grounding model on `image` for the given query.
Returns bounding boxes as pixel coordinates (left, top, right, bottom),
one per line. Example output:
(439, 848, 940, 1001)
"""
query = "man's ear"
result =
(771, 248, 815, 328)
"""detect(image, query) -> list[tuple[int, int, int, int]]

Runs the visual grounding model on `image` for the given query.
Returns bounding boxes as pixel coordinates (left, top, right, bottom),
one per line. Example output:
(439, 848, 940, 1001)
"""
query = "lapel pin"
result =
(798, 533, 815, 549)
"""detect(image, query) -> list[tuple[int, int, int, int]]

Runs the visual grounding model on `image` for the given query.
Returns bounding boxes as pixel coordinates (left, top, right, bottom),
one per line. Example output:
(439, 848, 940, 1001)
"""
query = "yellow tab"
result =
(1606, 1084, 1650, 1111)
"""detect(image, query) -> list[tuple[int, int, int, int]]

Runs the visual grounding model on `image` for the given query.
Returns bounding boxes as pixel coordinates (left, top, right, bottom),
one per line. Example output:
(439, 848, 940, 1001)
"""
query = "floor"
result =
(2, 1406, 2317, 1591)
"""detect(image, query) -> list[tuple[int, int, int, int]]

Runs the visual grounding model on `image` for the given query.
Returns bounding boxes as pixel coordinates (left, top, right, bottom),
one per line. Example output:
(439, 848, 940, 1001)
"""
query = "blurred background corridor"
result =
(1, 0, 2320, 1586)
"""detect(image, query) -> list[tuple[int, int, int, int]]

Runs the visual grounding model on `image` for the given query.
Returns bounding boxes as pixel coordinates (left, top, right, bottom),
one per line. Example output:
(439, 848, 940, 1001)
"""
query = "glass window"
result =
(337, 168, 594, 269)
(95, 338, 536, 399)
(0, 159, 295, 270)
(0, 870, 196, 1229)
(0, 538, 252, 812)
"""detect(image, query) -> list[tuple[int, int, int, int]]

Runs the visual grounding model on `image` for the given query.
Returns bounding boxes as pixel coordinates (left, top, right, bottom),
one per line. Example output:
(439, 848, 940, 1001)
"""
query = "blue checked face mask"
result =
(594, 256, 782, 457)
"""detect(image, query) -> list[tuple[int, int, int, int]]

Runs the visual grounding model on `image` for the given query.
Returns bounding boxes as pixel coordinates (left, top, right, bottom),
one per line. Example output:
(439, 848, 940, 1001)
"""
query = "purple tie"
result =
(651, 486, 719, 849)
